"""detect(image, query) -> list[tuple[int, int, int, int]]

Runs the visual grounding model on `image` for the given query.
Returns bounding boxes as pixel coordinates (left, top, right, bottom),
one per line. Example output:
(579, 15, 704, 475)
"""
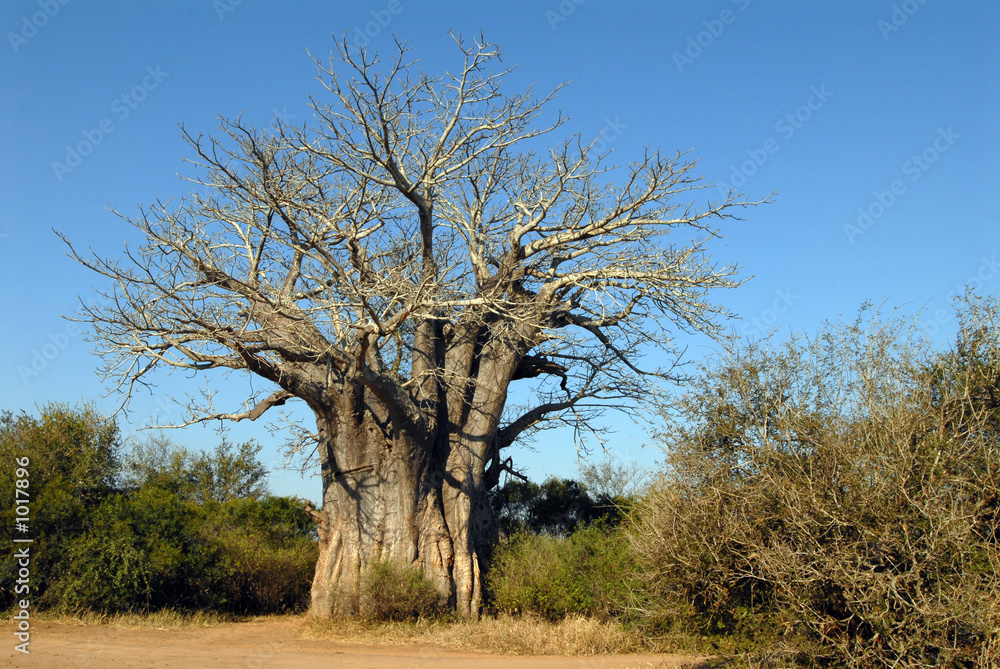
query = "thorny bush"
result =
(629, 297, 1000, 667)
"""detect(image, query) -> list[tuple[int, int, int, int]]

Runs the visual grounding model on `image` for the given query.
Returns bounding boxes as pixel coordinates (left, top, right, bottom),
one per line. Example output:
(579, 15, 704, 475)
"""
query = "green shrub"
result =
(196, 496, 318, 614)
(49, 532, 154, 612)
(0, 403, 318, 615)
(0, 403, 124, 610)
(43, 487, 317, 614)
(208, 495, 318, 542)
(45, 486, 204, 612)
(198, 528, 315, 613)
(487, 524, 633, 621)
(358, 560, 443, 622)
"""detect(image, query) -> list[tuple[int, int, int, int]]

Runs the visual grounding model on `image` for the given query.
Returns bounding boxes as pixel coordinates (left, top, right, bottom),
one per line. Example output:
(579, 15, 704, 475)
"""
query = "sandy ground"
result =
(2, 618, 701, 668)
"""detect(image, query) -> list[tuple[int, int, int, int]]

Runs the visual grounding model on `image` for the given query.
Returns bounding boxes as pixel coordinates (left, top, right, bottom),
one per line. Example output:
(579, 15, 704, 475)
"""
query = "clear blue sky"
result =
(2, 1, 998, 501)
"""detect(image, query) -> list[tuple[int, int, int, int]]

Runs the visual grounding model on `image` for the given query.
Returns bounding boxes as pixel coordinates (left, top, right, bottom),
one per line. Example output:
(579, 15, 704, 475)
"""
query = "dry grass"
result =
(305, 612, 665, 656)
(30, 608, 242, 629)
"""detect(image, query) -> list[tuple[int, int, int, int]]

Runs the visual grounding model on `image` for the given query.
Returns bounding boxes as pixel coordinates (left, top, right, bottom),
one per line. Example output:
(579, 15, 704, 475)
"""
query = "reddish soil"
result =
(3, 618, 699, 668)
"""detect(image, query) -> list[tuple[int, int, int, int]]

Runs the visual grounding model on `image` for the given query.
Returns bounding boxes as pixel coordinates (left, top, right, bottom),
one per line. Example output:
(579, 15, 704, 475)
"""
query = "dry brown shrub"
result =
(34, 608, 238, 628)
(629, 299, 1000, 667)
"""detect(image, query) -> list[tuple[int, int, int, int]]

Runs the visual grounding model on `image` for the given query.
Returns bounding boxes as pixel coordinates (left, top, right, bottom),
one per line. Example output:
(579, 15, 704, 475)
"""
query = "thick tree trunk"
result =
(307, 405, 496, 619)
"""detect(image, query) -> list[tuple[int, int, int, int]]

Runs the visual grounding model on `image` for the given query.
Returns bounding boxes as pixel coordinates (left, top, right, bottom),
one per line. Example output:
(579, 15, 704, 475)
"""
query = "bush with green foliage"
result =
(358, 559, 443, 621)
(487, 523, 633, 621)
(0, 404, 317, 615)
(46, 485, 204, 611)
(197, 496, 317, 614)
(0, 403, 124, 610)
(629, 299, 1000, 667)
(484, 462, 645, 621)
(45, 490, 318, 614)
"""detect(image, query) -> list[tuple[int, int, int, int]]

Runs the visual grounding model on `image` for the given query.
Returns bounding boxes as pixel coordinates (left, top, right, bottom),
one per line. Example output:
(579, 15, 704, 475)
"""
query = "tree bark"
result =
(307, 397, 497, 619)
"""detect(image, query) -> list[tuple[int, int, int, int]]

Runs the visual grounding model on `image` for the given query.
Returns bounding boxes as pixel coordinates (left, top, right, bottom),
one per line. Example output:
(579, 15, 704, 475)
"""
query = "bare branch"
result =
(63, 34, 758, 488)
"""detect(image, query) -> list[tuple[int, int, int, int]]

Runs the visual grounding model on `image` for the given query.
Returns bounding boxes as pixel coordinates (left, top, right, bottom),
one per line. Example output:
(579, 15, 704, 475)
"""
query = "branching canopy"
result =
(64, 35, 759, 474)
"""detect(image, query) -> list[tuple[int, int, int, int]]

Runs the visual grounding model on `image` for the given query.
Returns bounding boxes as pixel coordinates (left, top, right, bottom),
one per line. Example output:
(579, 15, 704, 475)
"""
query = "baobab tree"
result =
(64, 35, 757, 618)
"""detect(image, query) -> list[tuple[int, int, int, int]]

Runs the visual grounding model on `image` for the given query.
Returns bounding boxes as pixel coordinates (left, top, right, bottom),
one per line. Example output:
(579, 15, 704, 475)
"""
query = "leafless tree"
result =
(63, 35, 758, 618)
(578, 456, 653, 501)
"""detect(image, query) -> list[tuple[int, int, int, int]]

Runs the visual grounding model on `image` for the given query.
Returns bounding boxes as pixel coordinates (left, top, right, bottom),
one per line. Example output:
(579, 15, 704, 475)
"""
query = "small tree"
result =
(64, 35, 757, 617)
(128, 436, 268, 504)
(490, 477, 604, 537)
(578, 457, 651, 502)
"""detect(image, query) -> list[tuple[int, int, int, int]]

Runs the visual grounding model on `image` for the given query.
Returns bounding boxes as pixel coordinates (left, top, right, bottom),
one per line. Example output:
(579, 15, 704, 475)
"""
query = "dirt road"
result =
(3, 618, 698, 668)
